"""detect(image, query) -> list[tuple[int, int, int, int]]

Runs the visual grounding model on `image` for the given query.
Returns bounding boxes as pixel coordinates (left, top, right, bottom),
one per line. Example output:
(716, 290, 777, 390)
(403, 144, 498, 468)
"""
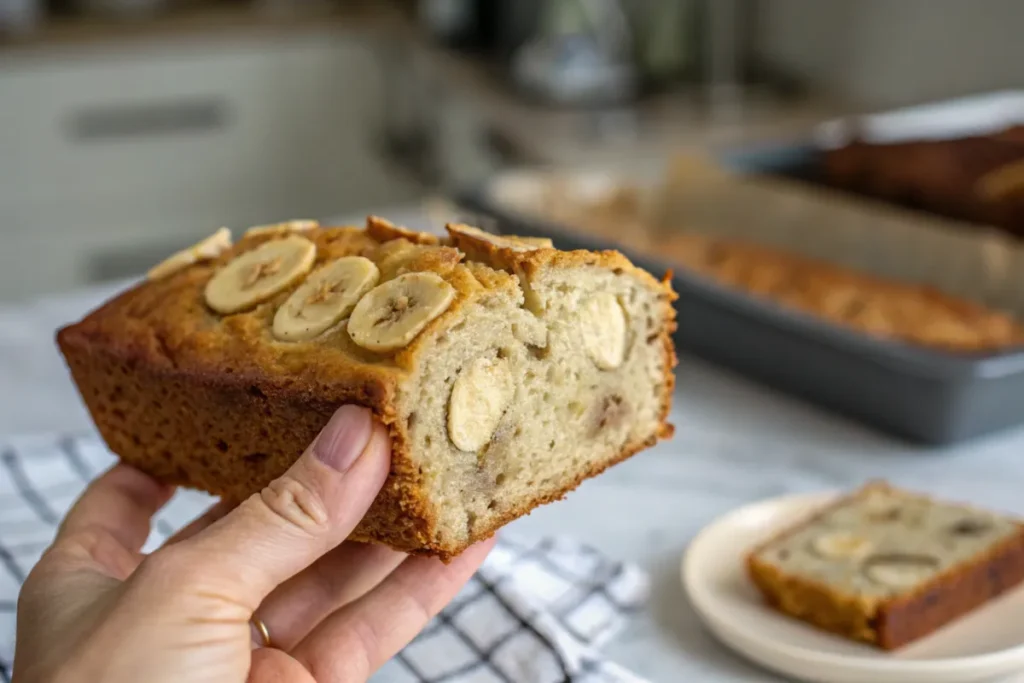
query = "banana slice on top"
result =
(272, 256, 381, 342)
(448, 357, 515, 452)
(245, 219, 319, 237)
(204, 235, 317, 315)
(810, 531, 874, 560)
(147, 227, 232, 280)
(347, 272, 455, 352)
(863, 554, 939, 589)
(580, 292, 628, 370)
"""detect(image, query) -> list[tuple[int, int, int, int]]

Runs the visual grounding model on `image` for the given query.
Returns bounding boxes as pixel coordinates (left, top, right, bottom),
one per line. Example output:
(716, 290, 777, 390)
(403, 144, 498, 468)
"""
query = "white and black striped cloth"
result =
(0, 434, 649, 683)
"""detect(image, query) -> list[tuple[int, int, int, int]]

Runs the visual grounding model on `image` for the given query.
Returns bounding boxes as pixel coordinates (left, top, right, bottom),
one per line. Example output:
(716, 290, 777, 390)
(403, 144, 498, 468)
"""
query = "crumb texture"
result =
(400, 251, 673, 550)
(56, 218, 677, 558)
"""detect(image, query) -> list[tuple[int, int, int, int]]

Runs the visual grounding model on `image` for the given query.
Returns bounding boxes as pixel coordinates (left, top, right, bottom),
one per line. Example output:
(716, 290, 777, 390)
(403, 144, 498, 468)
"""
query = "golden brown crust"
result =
(56, 218, 677, 560)
(445, 222, 669, 292)
(747, 554, 881, 644)
(745, 483, 891, 644)
(366, 215, 440, 245)
(56, 326, 435, 553)
(875, 526, 1024, 649)
(745, 482, 1024, 649)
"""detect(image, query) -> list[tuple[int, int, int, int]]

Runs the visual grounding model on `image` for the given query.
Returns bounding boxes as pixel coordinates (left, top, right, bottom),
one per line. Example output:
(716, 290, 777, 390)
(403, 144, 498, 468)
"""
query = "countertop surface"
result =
(5, 208, 1024, 682)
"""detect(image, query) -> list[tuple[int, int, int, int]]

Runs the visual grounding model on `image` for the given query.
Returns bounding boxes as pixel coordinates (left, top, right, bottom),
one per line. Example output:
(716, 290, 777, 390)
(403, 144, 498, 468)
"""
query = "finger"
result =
(161, 500, 236, 546)
(249, 648, 315, 683)
(160, 404, 391, 609)
(55, 463, 175, 554)
(254, 541, 406, 650)
(294, 538, 496, 682)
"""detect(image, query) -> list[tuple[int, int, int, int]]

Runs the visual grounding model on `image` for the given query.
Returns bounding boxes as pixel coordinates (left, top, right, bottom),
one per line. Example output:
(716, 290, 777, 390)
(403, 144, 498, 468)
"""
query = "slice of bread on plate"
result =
(747, 481, 1024, 648)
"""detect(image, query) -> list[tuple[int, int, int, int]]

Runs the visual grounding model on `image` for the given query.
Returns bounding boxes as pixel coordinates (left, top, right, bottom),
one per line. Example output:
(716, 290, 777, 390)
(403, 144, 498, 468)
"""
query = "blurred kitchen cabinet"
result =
(0, 29, 422, 301)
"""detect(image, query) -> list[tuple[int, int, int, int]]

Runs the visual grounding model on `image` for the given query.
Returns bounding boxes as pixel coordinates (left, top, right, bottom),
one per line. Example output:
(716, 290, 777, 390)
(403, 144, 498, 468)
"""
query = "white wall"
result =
(757, 0, 1024, 108)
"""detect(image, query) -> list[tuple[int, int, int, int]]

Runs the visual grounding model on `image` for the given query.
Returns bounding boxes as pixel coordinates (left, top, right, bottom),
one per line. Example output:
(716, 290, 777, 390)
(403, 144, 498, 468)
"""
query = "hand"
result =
(12, 405, 494, 683)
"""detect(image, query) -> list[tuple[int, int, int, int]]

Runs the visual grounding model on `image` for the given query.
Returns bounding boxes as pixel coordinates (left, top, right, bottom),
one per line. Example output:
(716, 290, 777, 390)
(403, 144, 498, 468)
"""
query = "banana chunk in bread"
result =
(57, 217, 677, 559)
(747, 481, 1024, 649)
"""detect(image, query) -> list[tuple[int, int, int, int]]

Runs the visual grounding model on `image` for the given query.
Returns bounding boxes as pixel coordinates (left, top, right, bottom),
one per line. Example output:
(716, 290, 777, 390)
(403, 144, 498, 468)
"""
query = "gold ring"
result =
(251, 613, 272, 649)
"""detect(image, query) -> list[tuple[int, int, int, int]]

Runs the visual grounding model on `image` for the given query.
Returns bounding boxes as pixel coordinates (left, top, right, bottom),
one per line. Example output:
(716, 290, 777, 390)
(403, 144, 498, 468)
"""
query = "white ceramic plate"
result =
(681, 492, 1024, 683)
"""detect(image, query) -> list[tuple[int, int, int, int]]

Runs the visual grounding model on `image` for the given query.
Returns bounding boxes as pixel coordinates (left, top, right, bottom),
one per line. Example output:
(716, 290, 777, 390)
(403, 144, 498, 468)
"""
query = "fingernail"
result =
(313, 405, 373, 472)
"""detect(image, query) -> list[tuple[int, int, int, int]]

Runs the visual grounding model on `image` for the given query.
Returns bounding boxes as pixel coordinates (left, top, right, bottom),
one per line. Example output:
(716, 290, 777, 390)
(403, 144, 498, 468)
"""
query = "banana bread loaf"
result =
(56, 217, 678, 560)
(747, 481, 1024, 649)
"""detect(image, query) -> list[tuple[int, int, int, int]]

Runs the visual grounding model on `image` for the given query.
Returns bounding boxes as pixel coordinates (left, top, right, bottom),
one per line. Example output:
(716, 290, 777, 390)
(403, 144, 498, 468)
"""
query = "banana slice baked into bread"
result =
(747, 482, 1024, 649)
(57, 217, 678, 559)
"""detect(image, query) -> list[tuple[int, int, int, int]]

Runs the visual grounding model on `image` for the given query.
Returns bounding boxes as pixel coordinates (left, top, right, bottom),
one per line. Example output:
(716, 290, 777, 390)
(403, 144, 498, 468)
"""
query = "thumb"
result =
(159, 404, 392, 608)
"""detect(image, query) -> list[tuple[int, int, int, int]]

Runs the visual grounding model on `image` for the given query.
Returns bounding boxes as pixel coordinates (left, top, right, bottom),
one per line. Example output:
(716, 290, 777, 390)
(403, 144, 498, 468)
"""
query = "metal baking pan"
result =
(453, 160, 1024, 447)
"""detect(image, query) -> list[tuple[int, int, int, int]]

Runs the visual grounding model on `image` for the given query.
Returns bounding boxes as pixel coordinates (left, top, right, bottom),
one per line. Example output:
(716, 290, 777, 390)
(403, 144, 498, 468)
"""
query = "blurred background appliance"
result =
(508, 0, 638, 106)
(0, 0, 41, 35)
(415, 0, 786, 105)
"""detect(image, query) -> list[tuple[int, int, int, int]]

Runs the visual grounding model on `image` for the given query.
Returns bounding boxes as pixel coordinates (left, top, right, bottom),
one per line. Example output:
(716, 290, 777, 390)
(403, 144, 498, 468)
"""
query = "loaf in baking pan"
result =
(746, 481, 1024, 649)
(663, 232, 1024, 352)
(56, 217, 678, 559)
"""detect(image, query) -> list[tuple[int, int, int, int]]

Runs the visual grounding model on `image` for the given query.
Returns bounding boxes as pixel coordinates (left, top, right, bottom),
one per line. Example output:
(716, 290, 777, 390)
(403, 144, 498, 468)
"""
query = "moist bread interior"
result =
(403, 260, 668, 548)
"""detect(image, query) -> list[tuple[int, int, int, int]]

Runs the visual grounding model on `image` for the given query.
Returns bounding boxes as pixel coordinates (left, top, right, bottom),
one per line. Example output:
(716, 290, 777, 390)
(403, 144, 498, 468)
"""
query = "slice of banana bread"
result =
(56, 217, 677, 560)
(747, 481, 1024, 649)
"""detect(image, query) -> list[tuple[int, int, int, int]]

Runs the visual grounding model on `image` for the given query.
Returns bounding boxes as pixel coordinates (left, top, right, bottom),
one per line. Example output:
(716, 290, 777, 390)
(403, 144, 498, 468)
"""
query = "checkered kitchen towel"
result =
(0, 434, 650, 683)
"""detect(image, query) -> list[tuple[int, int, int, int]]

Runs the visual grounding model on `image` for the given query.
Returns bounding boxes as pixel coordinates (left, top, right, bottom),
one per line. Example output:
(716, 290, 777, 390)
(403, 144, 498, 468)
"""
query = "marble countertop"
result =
(6, 209, 1024, 682)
